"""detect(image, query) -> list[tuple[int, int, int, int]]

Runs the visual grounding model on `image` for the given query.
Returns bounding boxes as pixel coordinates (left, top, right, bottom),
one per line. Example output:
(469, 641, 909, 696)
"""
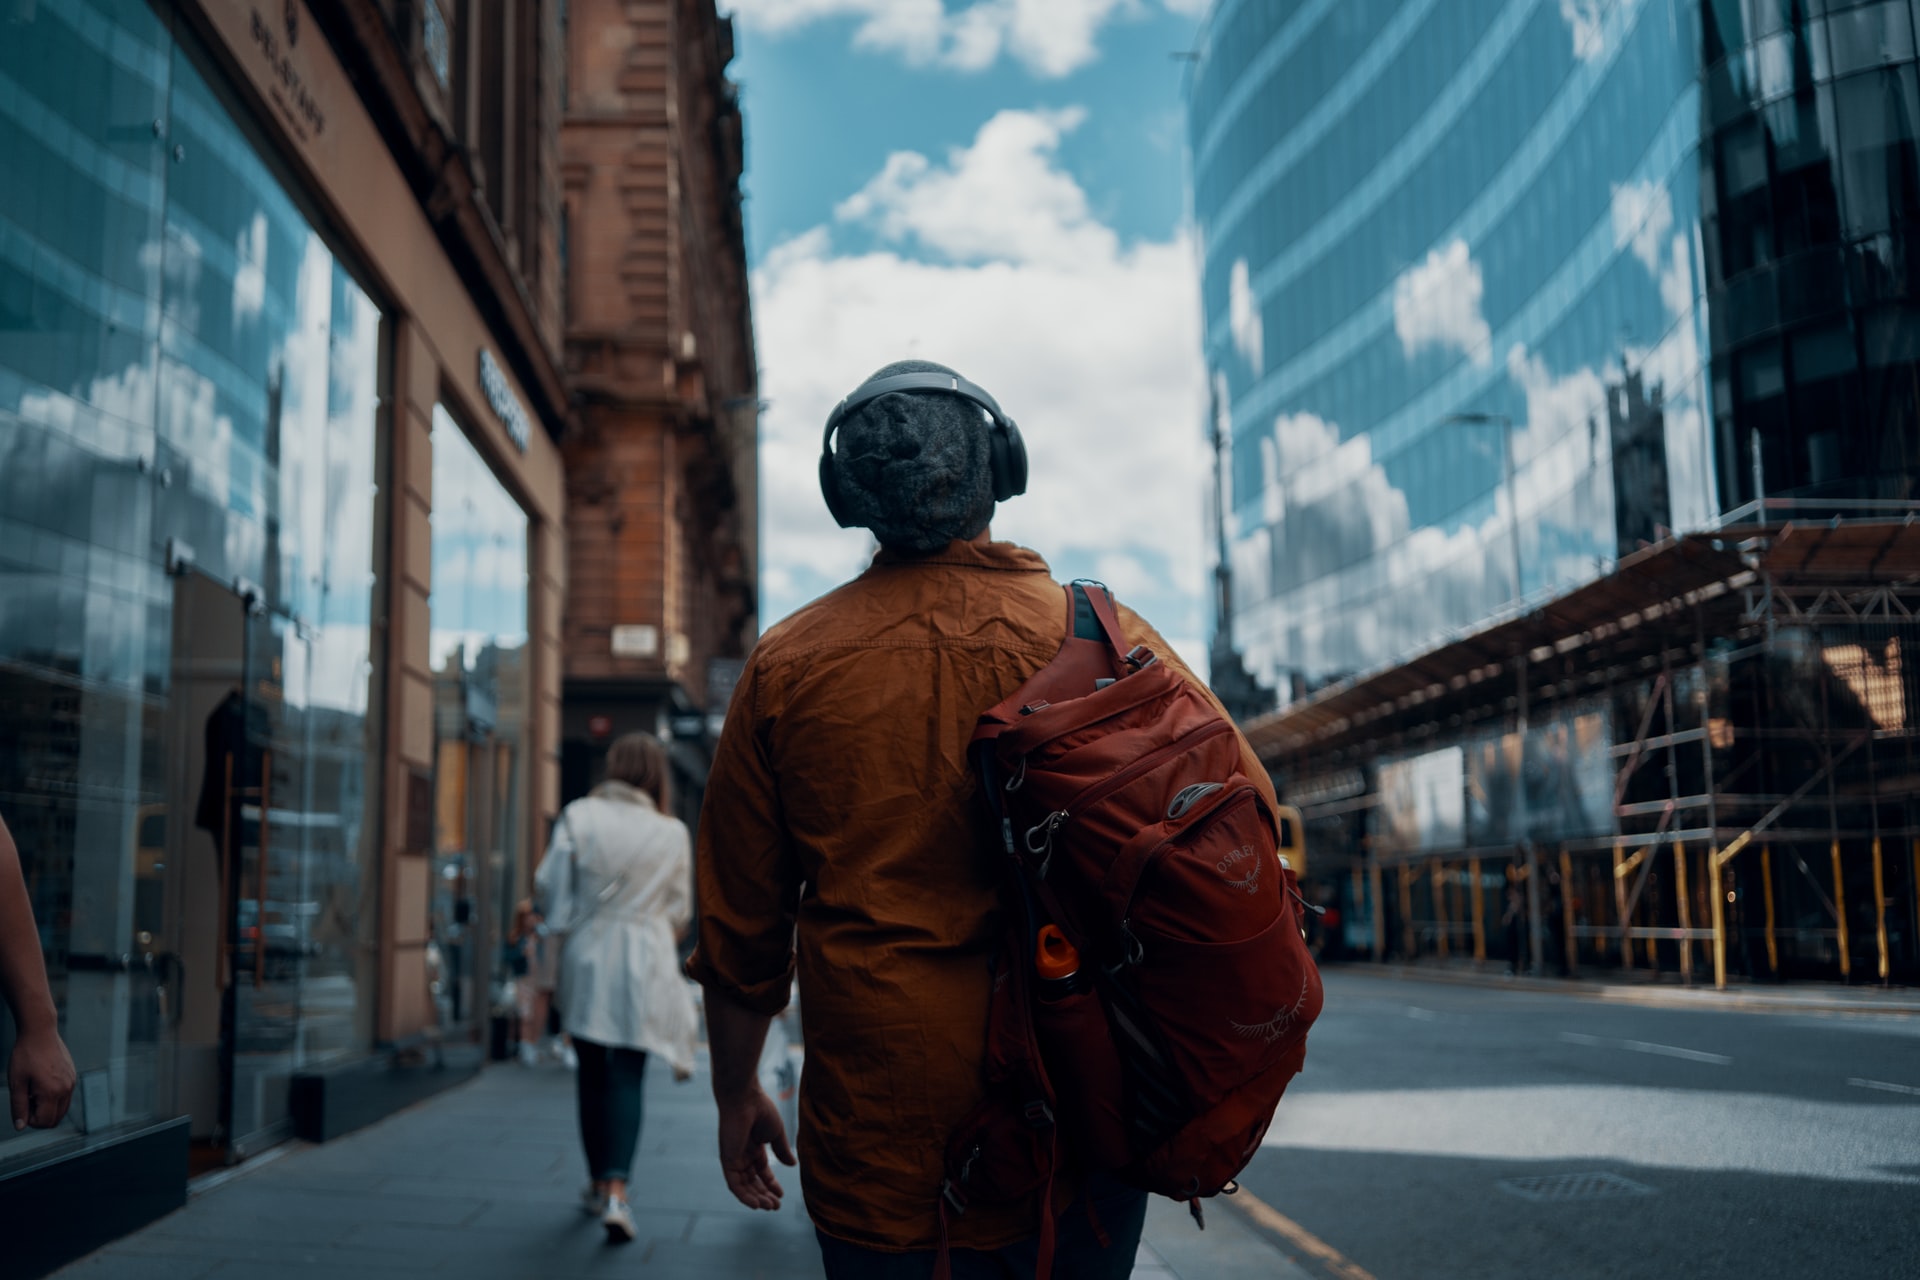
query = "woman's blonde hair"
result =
(604, 731, 670, 809)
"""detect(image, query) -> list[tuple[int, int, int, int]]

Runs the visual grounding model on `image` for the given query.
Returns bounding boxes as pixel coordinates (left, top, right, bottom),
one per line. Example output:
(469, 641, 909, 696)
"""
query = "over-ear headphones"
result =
(817, 371, 1029, 529)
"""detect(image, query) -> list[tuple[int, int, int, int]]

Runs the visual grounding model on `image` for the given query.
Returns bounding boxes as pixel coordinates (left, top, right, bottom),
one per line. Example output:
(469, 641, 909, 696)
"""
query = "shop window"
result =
(0, 4, 383, 1162)
(426, 407, 529, 1035)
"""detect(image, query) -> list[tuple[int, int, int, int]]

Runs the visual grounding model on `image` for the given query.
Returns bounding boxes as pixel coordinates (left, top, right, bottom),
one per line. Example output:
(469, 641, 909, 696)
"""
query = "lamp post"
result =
(1442, 412, 1543, 975)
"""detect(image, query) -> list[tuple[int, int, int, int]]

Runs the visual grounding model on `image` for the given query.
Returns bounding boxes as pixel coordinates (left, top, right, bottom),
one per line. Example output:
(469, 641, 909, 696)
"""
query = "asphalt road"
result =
(1237, 971, 1920, 1280)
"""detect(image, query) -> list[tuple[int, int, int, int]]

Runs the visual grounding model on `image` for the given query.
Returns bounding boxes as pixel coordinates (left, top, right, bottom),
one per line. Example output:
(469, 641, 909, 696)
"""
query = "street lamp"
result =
(1441, 412, 1544, 976)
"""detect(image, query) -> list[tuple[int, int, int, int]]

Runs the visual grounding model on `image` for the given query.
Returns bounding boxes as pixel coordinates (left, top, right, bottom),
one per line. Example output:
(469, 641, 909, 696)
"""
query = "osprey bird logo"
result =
(1223, 854, 1262, 895)
(1229, 974, 1312, 1044)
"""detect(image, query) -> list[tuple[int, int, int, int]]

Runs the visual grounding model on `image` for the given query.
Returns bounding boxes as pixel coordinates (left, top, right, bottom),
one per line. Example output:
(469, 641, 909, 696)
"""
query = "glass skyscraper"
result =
(1192, 0, 1920, 695)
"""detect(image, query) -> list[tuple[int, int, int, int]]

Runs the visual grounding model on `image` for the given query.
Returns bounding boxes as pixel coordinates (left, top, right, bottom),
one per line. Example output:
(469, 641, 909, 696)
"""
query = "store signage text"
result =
(249, 5, 326, 143)
(479, 350, 533, 453)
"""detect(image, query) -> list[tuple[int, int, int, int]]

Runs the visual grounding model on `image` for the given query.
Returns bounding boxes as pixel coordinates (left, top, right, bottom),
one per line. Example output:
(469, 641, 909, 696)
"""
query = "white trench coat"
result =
(534, 780, 699, 1077)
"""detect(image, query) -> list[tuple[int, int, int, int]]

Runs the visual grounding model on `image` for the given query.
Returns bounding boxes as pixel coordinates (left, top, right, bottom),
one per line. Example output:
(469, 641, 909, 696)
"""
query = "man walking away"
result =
(687, 360, 1279, 1278)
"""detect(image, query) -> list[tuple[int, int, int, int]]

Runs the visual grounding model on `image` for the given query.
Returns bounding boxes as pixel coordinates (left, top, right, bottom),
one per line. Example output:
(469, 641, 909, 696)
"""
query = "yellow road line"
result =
(1228, 1183, 1379, 1280)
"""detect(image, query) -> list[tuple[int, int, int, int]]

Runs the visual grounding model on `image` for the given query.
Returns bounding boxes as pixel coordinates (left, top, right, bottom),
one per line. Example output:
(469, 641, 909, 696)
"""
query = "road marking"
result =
(1405, 1006, 1440, 1020)
(1847, 1076, 1920, 1096)
(1557, 1031, 1731, 1065)
(1230, 1183, 1379, 1280)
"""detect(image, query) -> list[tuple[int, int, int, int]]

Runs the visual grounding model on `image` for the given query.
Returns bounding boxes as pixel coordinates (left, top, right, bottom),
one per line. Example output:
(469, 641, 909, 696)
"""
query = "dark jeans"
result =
(815, 1172, 1147, 1280)
(573, 1037, 647, 1183)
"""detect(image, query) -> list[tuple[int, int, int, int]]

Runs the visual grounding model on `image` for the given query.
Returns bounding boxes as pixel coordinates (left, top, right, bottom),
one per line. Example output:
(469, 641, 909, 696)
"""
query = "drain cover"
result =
(1497, 1172, 1657, 1202)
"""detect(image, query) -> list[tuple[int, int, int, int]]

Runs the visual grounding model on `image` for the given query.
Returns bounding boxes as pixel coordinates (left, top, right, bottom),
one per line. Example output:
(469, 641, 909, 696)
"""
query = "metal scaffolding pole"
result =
(1369, 857, 1385, 962)
(1873, 836, 1890, 984)
(1559, 847, 1576, 975)
(1613, 840, 1632, 971)
(1697, 603, 1728, 989)
(1762, 844, 1779, 975)
(1675, 840, 1693, 984)
(1470, 855, 1486, 963)
(1518, 655, 1543, 976)
(1399, 864, 1416, 959)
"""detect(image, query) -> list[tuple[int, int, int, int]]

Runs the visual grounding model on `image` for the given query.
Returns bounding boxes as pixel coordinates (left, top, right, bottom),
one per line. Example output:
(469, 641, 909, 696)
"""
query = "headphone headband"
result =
(817, 369, 1029, 527)
(821, 371, 1009, 447)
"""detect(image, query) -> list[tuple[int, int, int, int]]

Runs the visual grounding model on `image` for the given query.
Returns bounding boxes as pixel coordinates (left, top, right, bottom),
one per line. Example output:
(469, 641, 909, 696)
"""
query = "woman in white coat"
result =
(535, 732, 698, 1243)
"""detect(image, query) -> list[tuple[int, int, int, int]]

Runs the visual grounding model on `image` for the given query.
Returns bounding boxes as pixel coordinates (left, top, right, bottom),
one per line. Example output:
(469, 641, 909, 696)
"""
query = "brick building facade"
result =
(560, 0, 758, 807)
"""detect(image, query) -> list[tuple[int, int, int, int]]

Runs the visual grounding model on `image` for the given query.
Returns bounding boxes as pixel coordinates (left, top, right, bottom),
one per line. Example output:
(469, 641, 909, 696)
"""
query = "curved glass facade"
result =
(1192, 0, 1920, 691)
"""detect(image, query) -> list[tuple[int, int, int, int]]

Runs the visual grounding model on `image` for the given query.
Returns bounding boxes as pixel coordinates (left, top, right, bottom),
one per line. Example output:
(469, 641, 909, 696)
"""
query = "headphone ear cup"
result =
(819, 451, 854, 528)
(991, 417, 1029, 502)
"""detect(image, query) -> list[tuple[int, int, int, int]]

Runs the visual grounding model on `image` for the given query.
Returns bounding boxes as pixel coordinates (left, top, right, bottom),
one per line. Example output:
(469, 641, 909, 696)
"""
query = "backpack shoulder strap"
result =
(1070, 579, 1148, 669)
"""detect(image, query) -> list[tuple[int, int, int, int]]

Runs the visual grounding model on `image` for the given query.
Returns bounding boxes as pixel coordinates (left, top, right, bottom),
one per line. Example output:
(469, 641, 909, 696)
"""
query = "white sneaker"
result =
(555, 1042, 578, 1070)
(517, 1041, 540, 1067)
(581, 1184, 606, 1216)
(602, 1195, 635, 1243)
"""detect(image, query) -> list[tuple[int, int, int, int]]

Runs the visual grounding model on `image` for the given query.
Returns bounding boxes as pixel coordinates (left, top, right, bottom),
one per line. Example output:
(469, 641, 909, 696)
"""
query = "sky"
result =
(722, 0, 1218, 670)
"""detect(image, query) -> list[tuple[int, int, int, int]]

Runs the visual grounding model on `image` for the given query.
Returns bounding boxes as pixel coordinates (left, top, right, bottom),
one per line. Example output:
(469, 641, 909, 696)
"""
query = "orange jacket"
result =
(687, 538, 1273, 1250)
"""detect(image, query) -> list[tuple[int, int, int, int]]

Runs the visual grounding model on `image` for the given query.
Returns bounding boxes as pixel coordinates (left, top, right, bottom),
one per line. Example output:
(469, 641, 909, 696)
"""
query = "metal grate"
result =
(1497, 1172, 1657, 1203)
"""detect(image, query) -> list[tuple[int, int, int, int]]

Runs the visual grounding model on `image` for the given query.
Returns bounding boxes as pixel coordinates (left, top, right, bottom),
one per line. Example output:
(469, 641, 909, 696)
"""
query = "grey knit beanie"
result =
(828, 359, 997, 554)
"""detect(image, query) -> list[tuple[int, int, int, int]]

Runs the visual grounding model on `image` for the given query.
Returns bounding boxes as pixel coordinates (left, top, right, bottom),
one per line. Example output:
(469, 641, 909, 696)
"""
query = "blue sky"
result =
(723, 0, 1218, 668)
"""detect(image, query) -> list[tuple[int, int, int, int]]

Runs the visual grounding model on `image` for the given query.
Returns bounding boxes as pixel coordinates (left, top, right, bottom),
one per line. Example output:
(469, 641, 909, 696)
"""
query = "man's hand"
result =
(716, 1085, 795, 1210)
(9, 1022, 76, 1131)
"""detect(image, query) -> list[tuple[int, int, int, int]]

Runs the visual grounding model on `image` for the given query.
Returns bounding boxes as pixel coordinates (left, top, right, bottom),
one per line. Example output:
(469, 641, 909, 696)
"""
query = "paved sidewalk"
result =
(53, 1055, 1311, 1280)
(1343, 960, 1920, 1015)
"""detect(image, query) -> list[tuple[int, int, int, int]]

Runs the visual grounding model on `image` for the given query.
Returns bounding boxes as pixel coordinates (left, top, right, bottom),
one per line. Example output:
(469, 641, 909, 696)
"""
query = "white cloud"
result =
(723, 0, 1201, 78)
(233, 212, 267, 322)
(1228, 257, 1263, 375)
(1559, 0, 1607, 62)
(754, 107, 1208, 647)
(1392, 239, 1492, 367)
(835, 107, 1114, 267)
(1610, 179, 1673, 277)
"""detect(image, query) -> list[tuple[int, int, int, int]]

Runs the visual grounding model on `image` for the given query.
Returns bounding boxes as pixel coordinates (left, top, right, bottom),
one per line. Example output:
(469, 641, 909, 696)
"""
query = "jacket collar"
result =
(870, 538, 1050, 575)
(591, 779, 658, 810)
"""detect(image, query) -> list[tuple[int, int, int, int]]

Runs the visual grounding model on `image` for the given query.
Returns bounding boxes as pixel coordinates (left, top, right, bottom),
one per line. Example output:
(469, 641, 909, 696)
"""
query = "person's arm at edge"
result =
(0, 814, 76, 1130)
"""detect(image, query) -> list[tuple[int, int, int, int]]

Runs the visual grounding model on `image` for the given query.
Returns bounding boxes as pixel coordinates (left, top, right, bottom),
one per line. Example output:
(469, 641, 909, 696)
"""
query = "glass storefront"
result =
(0, 0, 382, 1161)
(426, 404, 528, 1034)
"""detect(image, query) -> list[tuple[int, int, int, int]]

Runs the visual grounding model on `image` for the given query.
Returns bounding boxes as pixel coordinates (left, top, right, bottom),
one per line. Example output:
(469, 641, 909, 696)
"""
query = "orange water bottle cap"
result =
(1035, 924, 1080, 981)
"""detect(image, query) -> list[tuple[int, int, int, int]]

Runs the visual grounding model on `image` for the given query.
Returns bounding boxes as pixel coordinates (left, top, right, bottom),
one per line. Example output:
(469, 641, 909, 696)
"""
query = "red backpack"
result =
(935, 582, 1322, 1278)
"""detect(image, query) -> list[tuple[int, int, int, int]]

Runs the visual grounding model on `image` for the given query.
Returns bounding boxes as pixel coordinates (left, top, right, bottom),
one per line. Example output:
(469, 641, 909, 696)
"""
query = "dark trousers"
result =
(573, 1037, 647, 1183)
(814, 1172, 1147, 1279)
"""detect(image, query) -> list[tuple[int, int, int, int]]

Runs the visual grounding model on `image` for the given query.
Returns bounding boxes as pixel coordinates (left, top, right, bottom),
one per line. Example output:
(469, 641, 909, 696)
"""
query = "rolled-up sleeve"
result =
(684, 657, 802, 1015)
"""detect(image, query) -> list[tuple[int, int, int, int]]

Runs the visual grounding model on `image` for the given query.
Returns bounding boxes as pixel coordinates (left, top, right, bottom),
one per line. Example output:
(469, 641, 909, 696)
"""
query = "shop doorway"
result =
(159, 562, 319, 1164)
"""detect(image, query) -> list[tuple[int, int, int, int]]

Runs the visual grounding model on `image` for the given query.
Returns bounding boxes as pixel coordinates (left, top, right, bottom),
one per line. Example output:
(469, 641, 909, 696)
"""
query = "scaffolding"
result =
(1247, 506, 1920, 988)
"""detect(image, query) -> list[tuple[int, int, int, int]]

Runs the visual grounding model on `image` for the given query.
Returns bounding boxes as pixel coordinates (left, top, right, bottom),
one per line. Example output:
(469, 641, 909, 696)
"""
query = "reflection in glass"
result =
(427, 406, 529, 1034)
(0, 3, 382, 1159)
(1192, 0, 1920, 696)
